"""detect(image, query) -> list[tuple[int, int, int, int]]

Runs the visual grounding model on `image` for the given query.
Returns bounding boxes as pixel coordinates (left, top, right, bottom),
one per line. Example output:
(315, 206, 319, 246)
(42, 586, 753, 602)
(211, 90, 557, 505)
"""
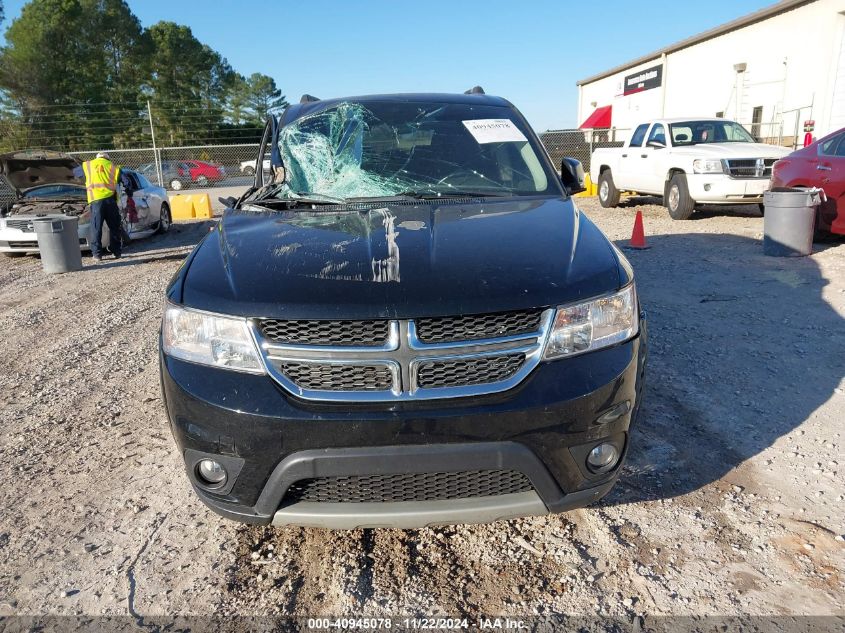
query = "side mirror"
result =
(218, 196, 237, 209)
(647, 140, 666, 149)
(560, 157, 586, 195)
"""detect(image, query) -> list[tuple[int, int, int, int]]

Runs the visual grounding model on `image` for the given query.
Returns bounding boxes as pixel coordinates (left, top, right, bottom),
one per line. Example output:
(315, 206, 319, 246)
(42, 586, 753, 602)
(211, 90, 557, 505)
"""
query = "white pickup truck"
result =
(590, 118, 791, 219)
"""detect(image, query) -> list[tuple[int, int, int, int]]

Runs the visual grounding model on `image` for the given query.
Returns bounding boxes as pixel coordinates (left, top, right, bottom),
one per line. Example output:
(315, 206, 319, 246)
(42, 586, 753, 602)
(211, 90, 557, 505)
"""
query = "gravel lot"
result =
(0, 196, 842, 624)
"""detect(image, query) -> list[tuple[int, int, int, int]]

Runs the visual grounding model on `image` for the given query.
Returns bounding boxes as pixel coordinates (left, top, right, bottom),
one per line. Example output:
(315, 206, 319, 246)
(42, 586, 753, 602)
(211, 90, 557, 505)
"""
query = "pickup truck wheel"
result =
(666, 174, 696, 220)
(598, 170, 620, 208)
(243, 166, 255, 176)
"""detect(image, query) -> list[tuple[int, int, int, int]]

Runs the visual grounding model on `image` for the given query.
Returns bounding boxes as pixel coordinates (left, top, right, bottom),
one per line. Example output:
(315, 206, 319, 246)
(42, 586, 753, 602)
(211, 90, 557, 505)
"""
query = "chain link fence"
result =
(539, 128, 630, 174)
(58, 121, 793, 194)
(69, 144, 261, 191)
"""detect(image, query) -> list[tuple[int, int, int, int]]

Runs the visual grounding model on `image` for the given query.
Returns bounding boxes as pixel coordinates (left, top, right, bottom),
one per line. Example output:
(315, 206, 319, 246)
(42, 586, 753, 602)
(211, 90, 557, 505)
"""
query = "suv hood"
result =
(670, 142, 792, 159)
(0, 150, 83, 195)
(176, 197, 626, 319)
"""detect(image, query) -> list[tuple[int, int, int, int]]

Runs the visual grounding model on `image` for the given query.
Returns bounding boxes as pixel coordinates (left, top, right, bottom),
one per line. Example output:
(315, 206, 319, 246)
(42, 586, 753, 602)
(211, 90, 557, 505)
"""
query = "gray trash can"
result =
(33, 215, 83, 274)
(762, 187, 824, 257)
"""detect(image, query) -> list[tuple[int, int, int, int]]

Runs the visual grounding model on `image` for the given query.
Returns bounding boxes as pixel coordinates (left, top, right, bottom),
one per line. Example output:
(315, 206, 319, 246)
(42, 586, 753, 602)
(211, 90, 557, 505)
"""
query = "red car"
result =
(182, 160, 226, 187)
(771, 128, 845, 237)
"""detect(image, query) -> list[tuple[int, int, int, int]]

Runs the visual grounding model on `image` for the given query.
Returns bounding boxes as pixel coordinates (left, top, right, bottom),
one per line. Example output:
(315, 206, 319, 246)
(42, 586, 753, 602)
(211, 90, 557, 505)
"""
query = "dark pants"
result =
(90, 196, 122, 258)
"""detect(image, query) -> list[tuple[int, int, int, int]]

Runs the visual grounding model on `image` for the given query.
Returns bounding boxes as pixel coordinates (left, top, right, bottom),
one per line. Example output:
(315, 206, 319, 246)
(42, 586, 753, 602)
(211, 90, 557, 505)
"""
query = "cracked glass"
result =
(268, 100, 559, 201)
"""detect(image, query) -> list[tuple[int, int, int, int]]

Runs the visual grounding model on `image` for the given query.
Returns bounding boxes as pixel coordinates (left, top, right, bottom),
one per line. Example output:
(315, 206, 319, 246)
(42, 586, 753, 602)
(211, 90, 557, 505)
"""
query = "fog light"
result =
(197, 459, 227, 486)
(587, 443, 619, 472)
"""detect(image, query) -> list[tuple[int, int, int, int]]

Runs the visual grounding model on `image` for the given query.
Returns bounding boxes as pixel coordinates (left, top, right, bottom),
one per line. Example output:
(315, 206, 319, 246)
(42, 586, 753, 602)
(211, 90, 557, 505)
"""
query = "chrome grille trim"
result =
(724, 158, 777, 179)
(251, 309, 553, 402)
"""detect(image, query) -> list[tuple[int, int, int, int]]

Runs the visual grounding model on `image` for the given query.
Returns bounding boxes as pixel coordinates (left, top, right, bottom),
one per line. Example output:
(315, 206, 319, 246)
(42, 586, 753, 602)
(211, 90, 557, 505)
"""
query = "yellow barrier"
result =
(169, 194, 213, 220)
(574, 173, 597, 197)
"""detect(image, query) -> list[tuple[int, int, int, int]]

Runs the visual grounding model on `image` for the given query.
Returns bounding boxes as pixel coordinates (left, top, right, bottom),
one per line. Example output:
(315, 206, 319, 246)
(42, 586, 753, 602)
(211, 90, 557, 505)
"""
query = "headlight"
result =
(543, 285, 638, 360)
(692, 159, 723, 174)
(162, 304, 264, 373)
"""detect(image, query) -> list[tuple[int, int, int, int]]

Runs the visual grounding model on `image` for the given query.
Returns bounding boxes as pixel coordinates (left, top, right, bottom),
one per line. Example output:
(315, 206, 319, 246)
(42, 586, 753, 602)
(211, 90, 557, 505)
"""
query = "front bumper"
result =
(0, 225, 90, 253)
(160, 321, 647, 528)
(685, 173, 769, 204)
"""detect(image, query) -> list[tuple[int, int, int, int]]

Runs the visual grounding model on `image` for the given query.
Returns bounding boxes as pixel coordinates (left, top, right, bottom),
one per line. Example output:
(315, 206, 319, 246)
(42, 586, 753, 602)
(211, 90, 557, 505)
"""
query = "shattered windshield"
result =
(267, 100, 559, 201)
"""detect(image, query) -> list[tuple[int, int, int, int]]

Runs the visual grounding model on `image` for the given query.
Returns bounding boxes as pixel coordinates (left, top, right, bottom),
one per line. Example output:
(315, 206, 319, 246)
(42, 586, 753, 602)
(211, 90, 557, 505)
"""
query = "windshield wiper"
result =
(393, 190, 509, 199)
(253, 187, 345, 206)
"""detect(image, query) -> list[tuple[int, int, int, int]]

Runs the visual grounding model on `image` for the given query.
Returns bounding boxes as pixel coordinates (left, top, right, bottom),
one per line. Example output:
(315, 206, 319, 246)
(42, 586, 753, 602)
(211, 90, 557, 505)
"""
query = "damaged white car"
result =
(0, 150, 172, 256)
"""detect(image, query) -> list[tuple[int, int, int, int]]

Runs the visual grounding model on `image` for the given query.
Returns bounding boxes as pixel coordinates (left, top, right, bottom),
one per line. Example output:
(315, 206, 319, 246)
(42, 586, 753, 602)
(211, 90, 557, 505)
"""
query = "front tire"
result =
(598, 170, 621, 208)
(665, 173, 696, 220)
(157, 203, 172, 234)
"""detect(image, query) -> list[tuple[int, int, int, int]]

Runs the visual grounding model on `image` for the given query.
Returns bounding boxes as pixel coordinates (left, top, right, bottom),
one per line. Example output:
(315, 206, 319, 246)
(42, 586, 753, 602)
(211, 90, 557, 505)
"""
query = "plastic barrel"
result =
(33, 215, 83, 273)
(762, 187, 822, 257)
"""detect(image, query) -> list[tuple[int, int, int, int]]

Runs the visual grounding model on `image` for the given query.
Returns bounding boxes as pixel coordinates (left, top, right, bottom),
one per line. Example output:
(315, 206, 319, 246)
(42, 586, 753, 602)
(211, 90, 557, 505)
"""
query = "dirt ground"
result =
(0, 196, 843, 625)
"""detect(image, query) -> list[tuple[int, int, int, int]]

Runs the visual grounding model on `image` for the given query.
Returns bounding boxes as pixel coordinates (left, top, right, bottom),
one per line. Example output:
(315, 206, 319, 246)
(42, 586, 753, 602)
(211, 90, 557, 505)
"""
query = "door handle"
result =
(816, 165, 832, 171)
(622, 153, 628, 158)
(640, 154, 648, 158)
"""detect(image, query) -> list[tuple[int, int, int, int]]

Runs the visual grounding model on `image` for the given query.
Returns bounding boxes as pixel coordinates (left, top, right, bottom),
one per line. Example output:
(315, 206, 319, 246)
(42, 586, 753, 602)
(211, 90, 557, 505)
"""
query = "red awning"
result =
(580, 105, 612, 129)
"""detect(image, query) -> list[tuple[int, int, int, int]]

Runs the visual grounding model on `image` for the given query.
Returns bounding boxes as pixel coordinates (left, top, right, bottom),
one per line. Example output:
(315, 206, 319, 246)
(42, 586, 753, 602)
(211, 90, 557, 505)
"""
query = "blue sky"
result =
(0, 0, 772, 131)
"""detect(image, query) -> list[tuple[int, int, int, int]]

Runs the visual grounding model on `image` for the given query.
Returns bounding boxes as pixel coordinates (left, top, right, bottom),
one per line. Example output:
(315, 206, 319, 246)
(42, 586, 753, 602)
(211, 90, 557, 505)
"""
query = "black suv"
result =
(160, 92, 647, 528)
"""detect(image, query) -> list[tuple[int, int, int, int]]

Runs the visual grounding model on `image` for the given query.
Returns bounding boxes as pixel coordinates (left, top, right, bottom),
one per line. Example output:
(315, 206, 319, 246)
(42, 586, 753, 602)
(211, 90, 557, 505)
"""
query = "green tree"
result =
(0, 0, 148, 149)
(225, 74, 250, 126)
(242, 72, 288, 124)
(147, 21, 235, 144)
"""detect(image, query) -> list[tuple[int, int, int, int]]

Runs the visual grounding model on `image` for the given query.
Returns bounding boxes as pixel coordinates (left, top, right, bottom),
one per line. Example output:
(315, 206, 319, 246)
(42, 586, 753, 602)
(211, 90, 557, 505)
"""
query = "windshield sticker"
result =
(462, 119, 527, 144)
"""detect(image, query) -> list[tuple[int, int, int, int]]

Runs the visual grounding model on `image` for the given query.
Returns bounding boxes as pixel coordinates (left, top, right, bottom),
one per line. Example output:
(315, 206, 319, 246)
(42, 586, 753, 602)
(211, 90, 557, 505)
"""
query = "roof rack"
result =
(464, 86, 485, 95)
(299, 94, 320, 104)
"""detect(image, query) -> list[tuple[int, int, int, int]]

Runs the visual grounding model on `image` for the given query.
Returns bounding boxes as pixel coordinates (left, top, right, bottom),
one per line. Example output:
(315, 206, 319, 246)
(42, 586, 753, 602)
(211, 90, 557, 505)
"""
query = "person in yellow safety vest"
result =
(81, 152, 123, 262)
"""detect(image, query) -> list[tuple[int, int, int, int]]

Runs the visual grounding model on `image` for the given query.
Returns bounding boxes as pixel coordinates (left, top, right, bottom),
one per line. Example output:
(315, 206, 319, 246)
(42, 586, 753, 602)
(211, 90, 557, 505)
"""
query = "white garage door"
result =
(831, 20, 845, 130)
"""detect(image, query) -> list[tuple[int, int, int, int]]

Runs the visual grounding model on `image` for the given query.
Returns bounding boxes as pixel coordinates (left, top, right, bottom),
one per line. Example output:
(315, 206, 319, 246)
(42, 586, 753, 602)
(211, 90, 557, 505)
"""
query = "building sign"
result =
(623, 65, 663, 96)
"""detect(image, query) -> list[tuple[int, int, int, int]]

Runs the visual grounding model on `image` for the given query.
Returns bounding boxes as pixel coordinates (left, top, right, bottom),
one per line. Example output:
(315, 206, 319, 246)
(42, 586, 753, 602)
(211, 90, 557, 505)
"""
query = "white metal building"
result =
(577, 0, 845, 145)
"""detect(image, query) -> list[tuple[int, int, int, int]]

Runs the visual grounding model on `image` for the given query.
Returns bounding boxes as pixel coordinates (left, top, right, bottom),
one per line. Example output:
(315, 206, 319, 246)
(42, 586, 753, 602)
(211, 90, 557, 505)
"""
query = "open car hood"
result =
(0, 150, 84, 195)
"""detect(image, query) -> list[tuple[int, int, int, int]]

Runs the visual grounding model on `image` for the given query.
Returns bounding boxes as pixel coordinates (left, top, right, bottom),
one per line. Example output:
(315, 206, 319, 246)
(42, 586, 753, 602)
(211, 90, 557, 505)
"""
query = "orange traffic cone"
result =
(627, 210, 650, 249)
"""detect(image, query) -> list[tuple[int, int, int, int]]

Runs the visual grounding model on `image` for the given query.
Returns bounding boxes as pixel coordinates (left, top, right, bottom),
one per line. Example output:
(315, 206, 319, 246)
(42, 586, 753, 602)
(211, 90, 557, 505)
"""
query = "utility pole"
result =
(147, 100, 162, 187)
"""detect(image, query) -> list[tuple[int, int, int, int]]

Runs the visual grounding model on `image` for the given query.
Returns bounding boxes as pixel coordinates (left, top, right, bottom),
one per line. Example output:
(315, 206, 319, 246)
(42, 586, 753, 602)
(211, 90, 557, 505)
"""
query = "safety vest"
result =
(81, 158, 121, 203)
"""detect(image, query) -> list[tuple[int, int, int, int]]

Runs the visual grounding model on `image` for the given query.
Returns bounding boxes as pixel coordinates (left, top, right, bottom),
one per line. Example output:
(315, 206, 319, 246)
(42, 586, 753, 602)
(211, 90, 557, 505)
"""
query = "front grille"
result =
(276, 361, 393, 392)
(725, 158, 777, 178)
(416, 309, 543, 343)
(5, 219, 34, 232)
(259, 319, 390, 346)
(284, 470, 534, 503)
(258, 310, 551, 401)
(416, 353, 525, 388)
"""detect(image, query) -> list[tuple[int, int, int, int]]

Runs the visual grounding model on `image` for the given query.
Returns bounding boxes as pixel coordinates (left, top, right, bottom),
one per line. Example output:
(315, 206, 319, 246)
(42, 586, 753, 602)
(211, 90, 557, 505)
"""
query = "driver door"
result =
(634, 123, 667, 194)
